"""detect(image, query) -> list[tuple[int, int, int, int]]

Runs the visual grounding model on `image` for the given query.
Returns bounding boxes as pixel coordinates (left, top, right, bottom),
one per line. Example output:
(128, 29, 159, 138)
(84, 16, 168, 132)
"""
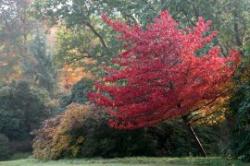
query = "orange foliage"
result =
(57, 64, 93, 92)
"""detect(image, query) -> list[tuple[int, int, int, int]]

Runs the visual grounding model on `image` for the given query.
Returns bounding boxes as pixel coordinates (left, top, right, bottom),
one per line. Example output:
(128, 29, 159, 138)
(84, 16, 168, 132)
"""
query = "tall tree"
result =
(0, 0, 32, 85)
(23, 30, 56, 95)
(89, 11, 240, 156)
(0, 0, 58, 94)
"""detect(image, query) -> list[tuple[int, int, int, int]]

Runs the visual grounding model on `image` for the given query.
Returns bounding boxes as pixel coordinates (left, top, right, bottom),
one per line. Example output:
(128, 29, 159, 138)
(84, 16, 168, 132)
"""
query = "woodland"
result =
(0, 0, 250, 165)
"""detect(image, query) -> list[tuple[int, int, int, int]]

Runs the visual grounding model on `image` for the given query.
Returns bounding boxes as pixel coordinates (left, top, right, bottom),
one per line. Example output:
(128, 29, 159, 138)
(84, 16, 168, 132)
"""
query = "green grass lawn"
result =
(0, 157, 249, 166)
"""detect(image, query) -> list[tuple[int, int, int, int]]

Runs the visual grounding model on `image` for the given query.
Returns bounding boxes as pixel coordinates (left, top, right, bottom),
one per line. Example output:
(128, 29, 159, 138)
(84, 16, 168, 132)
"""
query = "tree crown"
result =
(89, 11, 240, 129)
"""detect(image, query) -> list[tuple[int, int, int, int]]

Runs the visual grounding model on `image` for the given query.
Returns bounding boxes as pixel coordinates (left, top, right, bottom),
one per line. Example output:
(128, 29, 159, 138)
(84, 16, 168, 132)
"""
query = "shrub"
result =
(0, 133, 11, 160)
(33, 103, 89, 160)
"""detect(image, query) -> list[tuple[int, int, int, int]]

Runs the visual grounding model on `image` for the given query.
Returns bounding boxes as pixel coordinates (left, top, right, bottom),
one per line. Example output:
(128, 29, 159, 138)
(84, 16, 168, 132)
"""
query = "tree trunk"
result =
(182, 116, 207, 157)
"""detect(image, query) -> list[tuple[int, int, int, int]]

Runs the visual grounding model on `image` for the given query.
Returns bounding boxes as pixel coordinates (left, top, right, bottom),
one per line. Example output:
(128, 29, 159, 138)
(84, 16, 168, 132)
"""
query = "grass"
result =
(0, 157, 249, 166)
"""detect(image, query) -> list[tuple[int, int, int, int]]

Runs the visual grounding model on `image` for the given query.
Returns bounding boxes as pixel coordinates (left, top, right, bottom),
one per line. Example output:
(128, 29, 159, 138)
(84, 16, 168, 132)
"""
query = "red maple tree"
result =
(89, 11, 240, 130)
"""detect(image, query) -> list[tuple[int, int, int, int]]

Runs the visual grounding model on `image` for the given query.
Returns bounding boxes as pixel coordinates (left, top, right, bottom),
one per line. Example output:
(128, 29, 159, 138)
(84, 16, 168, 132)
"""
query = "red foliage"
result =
(89, 11, 240, 129)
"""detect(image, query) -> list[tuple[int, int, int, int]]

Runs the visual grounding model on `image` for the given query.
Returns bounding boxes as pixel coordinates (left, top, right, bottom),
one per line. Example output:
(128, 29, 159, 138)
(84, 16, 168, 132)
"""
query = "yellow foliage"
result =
(190, 96, 230, 126)
(189, 81, 235, 126)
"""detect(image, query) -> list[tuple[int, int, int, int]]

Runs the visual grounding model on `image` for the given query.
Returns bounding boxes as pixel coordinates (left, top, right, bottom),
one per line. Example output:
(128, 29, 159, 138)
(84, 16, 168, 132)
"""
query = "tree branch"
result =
(84, 21, 108, 49)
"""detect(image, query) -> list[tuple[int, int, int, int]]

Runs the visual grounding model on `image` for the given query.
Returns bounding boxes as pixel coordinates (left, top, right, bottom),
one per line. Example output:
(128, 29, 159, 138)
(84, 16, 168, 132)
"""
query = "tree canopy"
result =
(89, 11, 240, 129)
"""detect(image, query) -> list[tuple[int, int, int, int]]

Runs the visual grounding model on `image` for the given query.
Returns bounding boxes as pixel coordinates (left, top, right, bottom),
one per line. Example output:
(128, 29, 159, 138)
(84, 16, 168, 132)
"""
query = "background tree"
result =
(0, 81, 53, 154)
(23, 30, 57, 95)
(229, 80, 250, 161)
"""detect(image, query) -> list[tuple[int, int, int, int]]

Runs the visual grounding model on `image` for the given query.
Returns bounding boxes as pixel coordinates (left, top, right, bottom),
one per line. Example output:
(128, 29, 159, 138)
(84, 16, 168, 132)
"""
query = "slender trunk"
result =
(182, 116, 207, 157)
